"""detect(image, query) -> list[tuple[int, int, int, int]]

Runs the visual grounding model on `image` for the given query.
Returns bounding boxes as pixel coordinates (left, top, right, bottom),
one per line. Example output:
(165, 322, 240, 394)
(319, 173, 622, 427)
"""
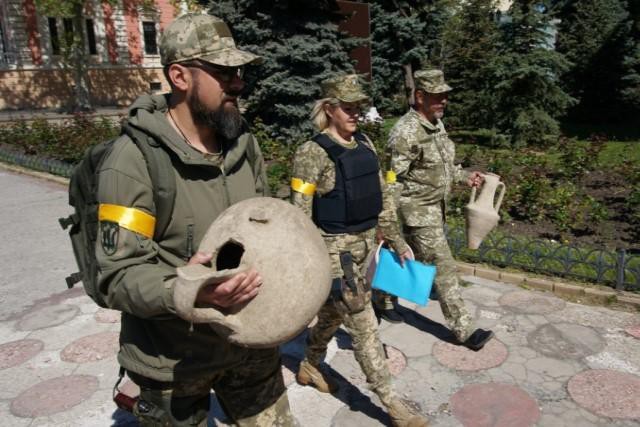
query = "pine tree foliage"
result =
(555, 0, 630, 121)
(620, 0, 640, 115)
(440, 0, 501, 129)
(209, 0, 356, 142)
(369, 0, 455, 114)
(491, 0, 574, 146)
(369, 2, 427, 113)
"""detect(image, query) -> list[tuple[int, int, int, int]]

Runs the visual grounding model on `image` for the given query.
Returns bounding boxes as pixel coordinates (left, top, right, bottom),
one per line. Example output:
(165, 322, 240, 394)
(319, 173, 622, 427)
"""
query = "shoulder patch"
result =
(100, 221, 119, 255)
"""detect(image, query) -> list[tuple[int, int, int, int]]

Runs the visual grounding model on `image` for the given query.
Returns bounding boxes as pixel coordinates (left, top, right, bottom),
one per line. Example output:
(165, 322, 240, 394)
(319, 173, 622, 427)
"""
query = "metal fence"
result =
(447, 226, 640, 292)
(0, 145, 74, 177)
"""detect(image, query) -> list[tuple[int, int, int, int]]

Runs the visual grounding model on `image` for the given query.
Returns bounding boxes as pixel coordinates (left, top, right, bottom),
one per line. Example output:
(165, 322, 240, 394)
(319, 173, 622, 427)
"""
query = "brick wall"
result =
(0, 67, 170, 110)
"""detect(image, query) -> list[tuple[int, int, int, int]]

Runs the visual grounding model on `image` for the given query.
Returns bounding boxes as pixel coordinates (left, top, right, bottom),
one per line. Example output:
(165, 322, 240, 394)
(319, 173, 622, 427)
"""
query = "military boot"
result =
(385, 399, 430, 427)
(296, 360, 338, 393)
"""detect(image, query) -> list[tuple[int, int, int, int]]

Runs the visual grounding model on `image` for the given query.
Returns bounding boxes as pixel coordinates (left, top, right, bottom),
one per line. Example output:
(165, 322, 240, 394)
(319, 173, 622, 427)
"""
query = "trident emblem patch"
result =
(100, 221, 119, 255)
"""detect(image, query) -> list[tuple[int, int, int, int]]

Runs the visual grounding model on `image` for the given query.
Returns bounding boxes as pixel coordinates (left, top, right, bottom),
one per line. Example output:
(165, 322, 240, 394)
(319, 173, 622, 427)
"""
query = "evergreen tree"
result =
(369, 1, 428, 113)
(369, 0, 456, 114)
(209, 0, 356, 142)
(620, 0, 640, 117)
(440, 0, 501, 129)
(555, 0, 630, 122)
(491, 0, 574, 146)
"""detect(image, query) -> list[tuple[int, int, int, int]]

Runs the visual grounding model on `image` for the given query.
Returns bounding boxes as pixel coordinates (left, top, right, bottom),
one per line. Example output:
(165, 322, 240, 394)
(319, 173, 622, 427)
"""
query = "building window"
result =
(142, 21, 158, 55)
(48, 17, 60, 55)
(62, 18, 74, 42)
(0, 12, 13, 64)
(85, 19, 97, 55)
(48, 17, 98, 56)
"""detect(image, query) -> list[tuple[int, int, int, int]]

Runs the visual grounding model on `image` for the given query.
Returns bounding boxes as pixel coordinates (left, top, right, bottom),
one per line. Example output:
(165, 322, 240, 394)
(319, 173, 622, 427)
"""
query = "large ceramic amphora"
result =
(173, 197, 332, 348)
(465, 173, 506, 250)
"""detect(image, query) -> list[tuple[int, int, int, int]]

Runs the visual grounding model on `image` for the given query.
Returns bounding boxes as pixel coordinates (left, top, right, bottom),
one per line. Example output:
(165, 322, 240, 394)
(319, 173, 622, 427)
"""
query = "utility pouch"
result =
(336, 251, 367, 314)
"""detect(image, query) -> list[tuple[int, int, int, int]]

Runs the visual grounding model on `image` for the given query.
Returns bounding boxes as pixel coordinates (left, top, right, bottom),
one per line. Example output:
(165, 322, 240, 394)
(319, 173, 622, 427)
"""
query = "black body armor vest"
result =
(311, 132, 383, 234)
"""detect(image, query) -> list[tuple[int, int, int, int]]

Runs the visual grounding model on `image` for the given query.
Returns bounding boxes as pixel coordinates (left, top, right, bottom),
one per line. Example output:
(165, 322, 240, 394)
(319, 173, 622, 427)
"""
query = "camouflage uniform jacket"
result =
(96, 94, 269, 382)
(388, 109, 470, 227)
(291, 131, 409, 277)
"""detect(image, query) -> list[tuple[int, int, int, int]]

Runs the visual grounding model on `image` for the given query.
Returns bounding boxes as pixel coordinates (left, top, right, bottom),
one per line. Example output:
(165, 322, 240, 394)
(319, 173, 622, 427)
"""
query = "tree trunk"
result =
(391, 0, 416, 107)
(71, 2, 91, 111)
(403, 63, 415, 107)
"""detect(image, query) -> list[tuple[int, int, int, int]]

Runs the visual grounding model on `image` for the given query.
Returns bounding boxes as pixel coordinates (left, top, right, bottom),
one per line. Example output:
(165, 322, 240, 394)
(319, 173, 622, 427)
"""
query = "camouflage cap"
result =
(159, 13, 262, 67)
(414, 69, 452, 94)
(321, 74, 369, 103)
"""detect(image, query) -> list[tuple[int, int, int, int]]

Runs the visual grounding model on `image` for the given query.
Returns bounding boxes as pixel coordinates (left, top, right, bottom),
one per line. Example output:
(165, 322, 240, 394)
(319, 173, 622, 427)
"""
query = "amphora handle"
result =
(470, 186, 477, 204)
(469, 174, 506, 213)
(494, 181, 506, 212)
(174, 263, 246, 329)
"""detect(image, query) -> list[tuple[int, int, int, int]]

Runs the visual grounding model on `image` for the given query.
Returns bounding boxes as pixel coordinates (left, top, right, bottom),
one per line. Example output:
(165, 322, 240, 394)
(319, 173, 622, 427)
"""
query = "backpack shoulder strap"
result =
(122, 124, 176, 241)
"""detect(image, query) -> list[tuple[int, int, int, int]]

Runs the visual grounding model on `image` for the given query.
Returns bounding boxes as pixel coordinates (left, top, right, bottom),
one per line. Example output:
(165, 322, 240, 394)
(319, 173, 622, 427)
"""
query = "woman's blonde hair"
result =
(310, 98, 339, 131)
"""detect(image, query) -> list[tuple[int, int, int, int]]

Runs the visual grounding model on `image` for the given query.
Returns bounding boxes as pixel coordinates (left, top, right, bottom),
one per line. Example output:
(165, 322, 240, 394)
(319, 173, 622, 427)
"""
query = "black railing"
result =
(0, 145, 74, 177)
(447, 226, 639, 292)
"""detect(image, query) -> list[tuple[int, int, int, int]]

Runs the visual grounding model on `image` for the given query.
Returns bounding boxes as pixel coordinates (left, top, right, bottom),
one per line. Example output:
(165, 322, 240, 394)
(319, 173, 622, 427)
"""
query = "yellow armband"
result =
(290, 178, 317, 196)
(385, 171, 397, 184)
(98, 204, 156, 239)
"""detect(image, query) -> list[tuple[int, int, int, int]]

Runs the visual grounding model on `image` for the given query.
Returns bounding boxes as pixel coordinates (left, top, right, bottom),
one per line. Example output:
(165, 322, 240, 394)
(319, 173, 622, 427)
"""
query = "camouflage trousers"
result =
(304, 297, 396, 405)
(129, 348, 295, 427)
(405, 223, 474, 342)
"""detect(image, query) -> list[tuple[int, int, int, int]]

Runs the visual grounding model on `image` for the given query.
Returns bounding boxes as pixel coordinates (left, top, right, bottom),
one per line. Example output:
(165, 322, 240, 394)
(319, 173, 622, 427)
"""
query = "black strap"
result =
(122, 124, 176, 241)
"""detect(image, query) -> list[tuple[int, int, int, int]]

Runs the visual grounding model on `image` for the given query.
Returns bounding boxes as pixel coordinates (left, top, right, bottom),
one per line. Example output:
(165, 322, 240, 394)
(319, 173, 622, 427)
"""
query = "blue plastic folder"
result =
(372, 248, 436, 306)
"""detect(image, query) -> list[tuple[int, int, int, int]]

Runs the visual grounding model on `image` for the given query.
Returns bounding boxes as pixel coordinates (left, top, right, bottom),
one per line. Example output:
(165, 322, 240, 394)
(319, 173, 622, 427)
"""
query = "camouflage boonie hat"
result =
(321, 74, 369, 103)
(414, 69, 452, 94)
(160, 13, 262, 67)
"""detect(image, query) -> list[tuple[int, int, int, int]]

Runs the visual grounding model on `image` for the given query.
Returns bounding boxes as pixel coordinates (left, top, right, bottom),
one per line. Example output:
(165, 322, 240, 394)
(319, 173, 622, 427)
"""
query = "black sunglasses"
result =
(185, 62, 244, 83)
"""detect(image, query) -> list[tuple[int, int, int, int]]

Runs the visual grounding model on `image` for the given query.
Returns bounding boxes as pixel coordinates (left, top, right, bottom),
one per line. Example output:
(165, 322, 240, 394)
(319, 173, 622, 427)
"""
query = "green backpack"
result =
(59, 123, 176, 308)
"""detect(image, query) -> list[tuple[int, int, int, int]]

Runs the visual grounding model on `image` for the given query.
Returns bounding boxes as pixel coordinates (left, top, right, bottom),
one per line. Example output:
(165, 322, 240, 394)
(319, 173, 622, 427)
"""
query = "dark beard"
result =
(188, 81, 244, 141)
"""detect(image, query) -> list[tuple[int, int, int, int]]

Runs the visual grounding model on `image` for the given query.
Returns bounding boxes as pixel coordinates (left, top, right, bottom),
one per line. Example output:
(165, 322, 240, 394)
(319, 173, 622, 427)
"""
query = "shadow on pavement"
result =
(395, 305, 459, 344)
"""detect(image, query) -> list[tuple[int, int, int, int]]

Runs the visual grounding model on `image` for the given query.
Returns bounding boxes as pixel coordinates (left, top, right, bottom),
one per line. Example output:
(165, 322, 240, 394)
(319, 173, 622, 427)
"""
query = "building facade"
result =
(0, 0, 188, 110)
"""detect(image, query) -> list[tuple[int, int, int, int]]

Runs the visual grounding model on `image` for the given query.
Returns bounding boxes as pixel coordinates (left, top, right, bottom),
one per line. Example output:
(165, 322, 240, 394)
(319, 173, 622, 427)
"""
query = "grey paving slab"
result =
(1, 167, 640, 427)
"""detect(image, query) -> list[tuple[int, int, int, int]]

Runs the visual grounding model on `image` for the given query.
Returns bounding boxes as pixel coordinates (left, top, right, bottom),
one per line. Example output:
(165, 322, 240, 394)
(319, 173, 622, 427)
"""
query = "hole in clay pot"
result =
(216, 240, 245, 271)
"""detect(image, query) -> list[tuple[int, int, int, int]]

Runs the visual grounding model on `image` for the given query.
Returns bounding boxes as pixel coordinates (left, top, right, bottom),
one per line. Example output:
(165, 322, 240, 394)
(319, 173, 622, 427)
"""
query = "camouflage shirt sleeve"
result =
(388, 124, 420, 178)
(249, 134, 270, 197)
(453, 163, 470, 184)
(289, 141, 333, 217)
(361, 137, 409, 255)
(377, 174, 410, 254)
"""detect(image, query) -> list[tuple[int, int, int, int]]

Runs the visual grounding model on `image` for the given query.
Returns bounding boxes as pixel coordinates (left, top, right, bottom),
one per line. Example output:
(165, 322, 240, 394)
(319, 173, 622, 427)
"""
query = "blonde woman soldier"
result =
(290, 74, 429, 427)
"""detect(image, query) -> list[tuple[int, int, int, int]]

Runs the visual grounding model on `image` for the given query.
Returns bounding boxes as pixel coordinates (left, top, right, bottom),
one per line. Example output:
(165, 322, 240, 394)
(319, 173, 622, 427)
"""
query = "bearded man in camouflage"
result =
(387, 69, 494, 351)
(95, 13, 295, 426)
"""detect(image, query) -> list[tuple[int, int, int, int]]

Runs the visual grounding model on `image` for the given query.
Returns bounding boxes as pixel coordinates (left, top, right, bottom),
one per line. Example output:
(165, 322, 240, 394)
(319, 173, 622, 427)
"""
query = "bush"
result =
(450, 128, 509, 148)
(251, 117, 295, 195)
(511, 108, 561, 148)
(555, 136, 605, 179)
(0, 115, 120, 163)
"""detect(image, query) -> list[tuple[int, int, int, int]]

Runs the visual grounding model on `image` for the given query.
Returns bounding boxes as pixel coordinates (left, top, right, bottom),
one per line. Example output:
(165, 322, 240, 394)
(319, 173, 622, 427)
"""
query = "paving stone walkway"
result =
(1, 166, 639, 427)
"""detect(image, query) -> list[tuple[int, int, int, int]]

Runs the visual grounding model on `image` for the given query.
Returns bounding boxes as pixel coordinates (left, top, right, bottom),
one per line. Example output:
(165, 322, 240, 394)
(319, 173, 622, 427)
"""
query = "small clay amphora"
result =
(465, 173, 506, 250)
(173, 197, 332, 348)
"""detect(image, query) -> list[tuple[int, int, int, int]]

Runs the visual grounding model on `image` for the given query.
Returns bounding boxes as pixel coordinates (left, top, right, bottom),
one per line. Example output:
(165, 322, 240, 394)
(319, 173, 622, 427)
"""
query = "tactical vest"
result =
(311, 132, 383, 234)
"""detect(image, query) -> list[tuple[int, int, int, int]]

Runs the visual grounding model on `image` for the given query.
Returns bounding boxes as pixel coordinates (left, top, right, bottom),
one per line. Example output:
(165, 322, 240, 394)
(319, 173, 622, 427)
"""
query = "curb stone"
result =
(499, 271, 524, 285)
(0, 161, 69, 186)
(523, 277, 554, 292)
(474, 267, 501, 282)
(458, 262, 640, 312)
(553, 282, 586, 298)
